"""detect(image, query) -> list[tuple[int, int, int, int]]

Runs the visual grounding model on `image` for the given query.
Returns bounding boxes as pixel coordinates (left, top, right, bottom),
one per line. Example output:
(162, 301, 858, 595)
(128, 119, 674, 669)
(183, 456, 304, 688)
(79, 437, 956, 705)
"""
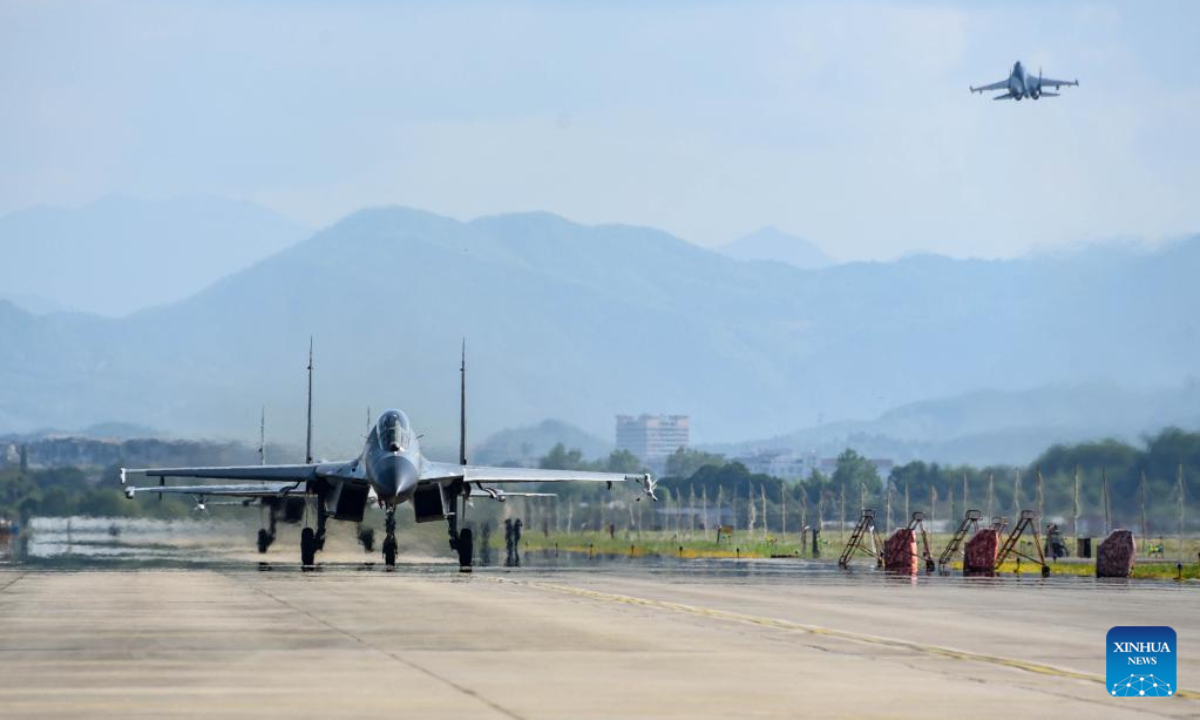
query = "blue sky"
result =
(2, 0, 1198, 260)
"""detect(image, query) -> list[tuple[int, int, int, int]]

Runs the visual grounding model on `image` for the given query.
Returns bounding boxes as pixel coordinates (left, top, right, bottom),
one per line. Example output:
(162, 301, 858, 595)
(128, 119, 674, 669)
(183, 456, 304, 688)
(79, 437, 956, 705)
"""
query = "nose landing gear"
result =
(382, 507, 397, 567)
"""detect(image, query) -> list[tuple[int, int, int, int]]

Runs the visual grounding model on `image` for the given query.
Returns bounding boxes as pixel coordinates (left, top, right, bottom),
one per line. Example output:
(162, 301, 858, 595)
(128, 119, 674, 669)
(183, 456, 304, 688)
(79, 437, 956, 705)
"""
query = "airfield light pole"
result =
(1102, 467, 1111, 536)
(780, 483, 787, 543)
(1140, 470, 1148, 549)
(885, 483, 892, 534)
(761, 485, 768, 539)
(839, 486, 846, 543)
(800, 490, 808, 554)
(1012, 470, 1021, 520)
(1036, 467, 1044, 528)
(931, 485, 938, 533)
(987, 473, 994, 520)
(1072, 465, 1080, 545)
(1178, 464, 1186, 564)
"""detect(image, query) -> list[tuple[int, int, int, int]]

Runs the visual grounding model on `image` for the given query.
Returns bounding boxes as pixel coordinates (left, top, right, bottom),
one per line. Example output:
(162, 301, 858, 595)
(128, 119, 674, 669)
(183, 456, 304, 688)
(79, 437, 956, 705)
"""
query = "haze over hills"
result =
(0, 195, 311, 316)
(718, 226, 834, 269)
(708, 382, 1200, 466)
(0, 205, 1197, 463)
(471, 419, 611, 466)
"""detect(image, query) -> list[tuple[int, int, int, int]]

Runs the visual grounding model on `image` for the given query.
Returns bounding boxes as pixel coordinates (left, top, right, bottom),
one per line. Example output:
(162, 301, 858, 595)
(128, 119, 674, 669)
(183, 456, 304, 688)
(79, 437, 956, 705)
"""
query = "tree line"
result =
(534, 429, 1200, 536)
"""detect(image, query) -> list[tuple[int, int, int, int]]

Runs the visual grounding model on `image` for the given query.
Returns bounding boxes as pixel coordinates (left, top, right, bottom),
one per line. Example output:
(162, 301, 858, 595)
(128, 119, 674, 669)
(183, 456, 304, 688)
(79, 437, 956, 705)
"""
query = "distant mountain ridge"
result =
(710, 382, 1200, 466)
(0, 195, 310, 316)
(472, 419, 611, 465)
(0, 206, 1197, 460)
(718, 226, 834, 269)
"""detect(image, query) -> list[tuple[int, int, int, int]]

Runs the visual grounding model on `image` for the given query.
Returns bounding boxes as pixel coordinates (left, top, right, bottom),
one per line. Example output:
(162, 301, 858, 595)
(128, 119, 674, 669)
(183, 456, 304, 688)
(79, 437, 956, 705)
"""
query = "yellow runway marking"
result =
(491, 576, 1200, 701)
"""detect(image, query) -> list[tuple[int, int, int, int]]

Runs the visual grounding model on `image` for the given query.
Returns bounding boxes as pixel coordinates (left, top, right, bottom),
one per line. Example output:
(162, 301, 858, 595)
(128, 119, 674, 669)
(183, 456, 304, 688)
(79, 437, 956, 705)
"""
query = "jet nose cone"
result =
(373, 455, 419, 502)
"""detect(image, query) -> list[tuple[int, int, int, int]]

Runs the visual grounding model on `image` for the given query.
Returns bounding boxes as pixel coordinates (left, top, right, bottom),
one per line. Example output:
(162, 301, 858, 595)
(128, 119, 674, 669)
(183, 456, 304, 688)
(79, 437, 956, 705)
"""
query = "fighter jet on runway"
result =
(122, 343, 657, 569)
(970, 61, 1078, 100)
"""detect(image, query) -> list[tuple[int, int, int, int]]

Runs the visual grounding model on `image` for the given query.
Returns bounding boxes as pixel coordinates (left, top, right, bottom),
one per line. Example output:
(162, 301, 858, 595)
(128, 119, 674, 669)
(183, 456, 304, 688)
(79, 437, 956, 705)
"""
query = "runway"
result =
(1, 557, 1198, 718)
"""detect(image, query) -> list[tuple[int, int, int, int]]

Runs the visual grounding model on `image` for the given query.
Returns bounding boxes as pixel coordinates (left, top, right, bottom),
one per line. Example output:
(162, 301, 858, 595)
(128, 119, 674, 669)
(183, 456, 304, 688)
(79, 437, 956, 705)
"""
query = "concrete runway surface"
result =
(0, 559, 1197, 719)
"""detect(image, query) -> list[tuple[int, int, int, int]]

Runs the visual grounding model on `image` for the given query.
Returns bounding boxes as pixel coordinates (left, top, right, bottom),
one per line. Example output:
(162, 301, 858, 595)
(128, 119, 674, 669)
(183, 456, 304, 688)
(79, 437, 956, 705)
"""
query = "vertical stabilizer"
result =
(306, 338, 314, 464)
(460, 339, 468, 466)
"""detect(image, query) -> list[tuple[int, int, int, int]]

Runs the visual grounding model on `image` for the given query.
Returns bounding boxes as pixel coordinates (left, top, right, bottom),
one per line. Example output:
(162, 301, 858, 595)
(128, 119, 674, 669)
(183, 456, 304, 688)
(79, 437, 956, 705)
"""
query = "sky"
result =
(2, 0, 1199, 261)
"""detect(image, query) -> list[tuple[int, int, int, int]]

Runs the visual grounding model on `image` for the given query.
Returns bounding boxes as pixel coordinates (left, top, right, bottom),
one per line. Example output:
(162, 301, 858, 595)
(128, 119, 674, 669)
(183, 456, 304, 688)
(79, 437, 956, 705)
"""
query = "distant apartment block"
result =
(615, 414, 690, 462)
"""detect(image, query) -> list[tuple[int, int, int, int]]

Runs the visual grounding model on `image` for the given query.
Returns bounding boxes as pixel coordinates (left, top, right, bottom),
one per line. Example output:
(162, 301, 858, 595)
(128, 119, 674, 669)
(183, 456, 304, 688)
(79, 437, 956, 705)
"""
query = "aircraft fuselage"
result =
(362, 409, 423, 506)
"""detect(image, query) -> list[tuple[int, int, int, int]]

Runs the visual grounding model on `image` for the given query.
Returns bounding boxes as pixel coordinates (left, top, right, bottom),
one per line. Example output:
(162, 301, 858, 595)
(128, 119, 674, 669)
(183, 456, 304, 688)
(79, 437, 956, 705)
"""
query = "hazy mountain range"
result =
(718, 226, 834, 269)
(0, 203, 1197, 464)
(706, 382, 1200, 466)
(462, 382, 1200, 468)
(0, 195, 310, 316)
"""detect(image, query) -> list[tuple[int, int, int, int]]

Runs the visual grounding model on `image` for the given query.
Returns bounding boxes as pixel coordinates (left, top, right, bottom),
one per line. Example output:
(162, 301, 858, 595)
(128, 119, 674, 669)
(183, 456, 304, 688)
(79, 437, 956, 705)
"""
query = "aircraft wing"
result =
(120, 460, 357, 484)
(421, 461, 658, 499)
(469, 486, 558, 501)
(970, 79, 1008, 94)
(123, 481, 305, 500)
(1039, 77, 1078, 90)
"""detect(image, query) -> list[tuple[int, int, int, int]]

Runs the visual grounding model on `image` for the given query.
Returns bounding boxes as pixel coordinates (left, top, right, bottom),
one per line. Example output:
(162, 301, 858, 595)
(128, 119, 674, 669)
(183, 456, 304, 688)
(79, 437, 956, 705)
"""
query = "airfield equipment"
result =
(939, 509, 983, 571)
(995, 510, 1050, 577)
(882, 511, 936, 573)
(905, 511, 937, 572)
(838, 509, 883, 569)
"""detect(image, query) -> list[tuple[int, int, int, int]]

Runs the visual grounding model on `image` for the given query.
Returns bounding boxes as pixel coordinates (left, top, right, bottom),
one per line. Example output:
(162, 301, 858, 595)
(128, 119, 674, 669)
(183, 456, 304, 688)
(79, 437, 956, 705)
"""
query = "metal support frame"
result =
(938, 509, 982, 570)
(995, 510, 1050, 577)
(838, 509, 884, 569)
(905, 511, 937, 572)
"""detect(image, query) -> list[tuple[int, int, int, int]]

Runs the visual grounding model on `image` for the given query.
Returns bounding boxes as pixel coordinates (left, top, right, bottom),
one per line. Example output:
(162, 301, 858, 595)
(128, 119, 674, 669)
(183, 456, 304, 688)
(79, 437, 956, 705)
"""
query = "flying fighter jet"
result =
(122, 342, 657, 569)
(970, 61, 1078, 100)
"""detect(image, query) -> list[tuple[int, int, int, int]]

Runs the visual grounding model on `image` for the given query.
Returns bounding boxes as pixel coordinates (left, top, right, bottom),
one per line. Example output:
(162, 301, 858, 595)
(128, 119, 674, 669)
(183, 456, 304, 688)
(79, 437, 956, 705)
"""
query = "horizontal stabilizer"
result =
(1039, 91, 1060, 97)
(993, 92, 1016, 101)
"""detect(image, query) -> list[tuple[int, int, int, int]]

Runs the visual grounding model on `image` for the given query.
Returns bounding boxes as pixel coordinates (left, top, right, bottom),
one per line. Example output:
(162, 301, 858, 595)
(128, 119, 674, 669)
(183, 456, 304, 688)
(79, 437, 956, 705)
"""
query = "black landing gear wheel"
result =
(359, 527, 375, 553)
(383, 537, 397, 567)
(382, 506, 397, 567)
(257, 528, 271, 554)
(457, 528, 473, 572)
(301, 527, 317, 568)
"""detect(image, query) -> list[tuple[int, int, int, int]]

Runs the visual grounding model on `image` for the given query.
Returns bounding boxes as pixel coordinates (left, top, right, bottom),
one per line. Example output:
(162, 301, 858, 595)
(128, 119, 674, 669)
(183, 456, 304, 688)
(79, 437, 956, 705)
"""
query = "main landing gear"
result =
(257, 506, 277, 554)
(357, 526, 375, 553)
(301, 527, 316, 567)
(315, 499, 328, 552)
(383, 507, 398, 567)
(300, 489, 325, 569)
(447, 483, 473, 572)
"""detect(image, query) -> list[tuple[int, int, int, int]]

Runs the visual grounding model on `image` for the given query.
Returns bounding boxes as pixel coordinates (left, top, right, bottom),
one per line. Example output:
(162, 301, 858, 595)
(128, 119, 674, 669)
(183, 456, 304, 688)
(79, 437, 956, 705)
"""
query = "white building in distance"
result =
(616, 414, 689, 463)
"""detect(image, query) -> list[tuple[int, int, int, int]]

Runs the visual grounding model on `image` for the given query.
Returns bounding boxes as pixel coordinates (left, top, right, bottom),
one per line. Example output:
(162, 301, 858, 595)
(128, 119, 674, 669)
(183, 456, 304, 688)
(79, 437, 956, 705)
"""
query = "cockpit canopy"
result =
(377, 410, 413, 452)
